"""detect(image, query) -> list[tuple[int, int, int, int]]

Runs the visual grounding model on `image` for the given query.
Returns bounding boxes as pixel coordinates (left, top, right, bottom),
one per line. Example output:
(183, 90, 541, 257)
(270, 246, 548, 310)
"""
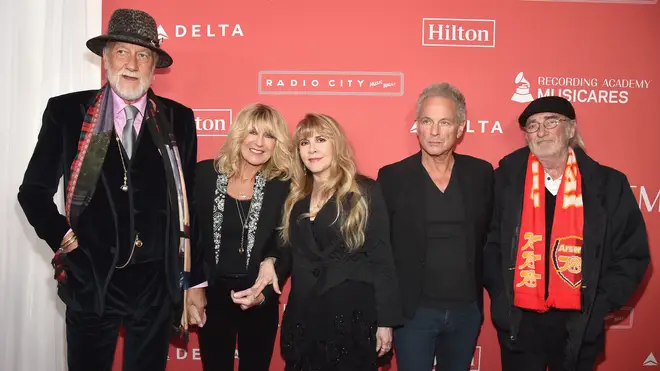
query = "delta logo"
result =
(156, 23, 244, 42)
(410, 120, 504, 134)
(258, 71, 404, 96)
(168, 348, 238, 361)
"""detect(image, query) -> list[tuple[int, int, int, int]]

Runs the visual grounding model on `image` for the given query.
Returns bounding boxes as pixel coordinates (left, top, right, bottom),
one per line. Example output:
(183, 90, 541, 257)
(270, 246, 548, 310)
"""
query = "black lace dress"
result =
(281, 277, 379, 370)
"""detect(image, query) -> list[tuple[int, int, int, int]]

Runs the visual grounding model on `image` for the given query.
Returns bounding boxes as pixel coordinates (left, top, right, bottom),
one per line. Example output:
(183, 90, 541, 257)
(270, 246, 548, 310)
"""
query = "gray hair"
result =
(416, 82, 467, 123)
(567, 120, 585, 149)
(102, 43, 159, 65)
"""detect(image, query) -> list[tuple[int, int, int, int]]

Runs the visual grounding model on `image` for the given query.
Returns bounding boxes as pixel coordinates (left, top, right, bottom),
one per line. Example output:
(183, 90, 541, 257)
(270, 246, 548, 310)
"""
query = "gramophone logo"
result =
(511, 72, 534, 103)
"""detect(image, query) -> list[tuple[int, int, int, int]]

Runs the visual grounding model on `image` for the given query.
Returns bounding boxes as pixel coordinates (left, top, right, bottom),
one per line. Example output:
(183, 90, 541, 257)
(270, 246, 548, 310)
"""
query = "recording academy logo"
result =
(510, 71, 652, 104)
(630, 185, 660, 213)
(511, 72, 534, 103)
(156, 23, 244, 39)
(605, 307, 634, 329)
(410, 120, 504, 134)
(422, 18, 496, 48)
(193, 109, 232, 137)
(520, 0, 656, 4)
(258, 71, 404, 96)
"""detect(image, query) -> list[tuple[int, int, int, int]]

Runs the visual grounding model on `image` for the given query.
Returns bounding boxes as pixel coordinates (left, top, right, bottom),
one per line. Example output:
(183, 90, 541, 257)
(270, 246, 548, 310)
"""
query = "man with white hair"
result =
(484, 96, 649, 371)
(17, 8, 197, 371)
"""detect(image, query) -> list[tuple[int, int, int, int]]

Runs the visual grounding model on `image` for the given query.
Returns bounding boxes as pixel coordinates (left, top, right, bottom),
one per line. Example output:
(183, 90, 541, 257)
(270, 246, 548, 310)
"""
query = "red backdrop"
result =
(103, 0, 660, 369)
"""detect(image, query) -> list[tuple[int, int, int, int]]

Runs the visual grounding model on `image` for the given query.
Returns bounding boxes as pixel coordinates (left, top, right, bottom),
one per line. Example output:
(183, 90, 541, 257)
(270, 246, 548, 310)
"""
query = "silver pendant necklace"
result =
(116, 135, 129, 192)
(235, 198, 249, 254)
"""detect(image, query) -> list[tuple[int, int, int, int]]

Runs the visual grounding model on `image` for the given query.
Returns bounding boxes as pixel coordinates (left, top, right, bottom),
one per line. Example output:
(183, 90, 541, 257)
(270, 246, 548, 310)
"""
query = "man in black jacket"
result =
(377, 83, 493, 371)
(17, 9, 197, 371)
(484, 96, 650, 371)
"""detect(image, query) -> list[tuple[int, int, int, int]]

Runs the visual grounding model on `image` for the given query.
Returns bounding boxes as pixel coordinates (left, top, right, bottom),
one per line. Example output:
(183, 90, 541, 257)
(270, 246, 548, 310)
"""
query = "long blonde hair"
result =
(280, 113, 369, 251)
(214, 103, 292, 180)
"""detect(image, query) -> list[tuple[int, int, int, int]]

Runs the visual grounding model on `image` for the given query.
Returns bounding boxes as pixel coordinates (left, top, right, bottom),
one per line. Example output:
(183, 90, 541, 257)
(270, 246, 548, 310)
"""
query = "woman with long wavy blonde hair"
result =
(186, 103, 293, 371)
(249, 113, 402, 371)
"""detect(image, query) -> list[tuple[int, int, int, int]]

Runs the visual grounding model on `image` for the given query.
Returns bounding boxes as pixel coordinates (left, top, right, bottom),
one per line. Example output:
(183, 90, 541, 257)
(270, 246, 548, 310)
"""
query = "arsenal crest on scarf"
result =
(514, 148, 584, 312)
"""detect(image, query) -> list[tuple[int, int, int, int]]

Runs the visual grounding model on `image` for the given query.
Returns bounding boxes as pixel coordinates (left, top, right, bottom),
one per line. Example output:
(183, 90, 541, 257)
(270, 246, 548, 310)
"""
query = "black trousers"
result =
(198, 277, 280, 371)
(497, 311, 604, 371)
(65, 261, 172, 371)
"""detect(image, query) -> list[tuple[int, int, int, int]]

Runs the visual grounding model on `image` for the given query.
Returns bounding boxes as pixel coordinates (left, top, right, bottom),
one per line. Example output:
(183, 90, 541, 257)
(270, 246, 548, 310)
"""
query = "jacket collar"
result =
(500, 146, 603, 188)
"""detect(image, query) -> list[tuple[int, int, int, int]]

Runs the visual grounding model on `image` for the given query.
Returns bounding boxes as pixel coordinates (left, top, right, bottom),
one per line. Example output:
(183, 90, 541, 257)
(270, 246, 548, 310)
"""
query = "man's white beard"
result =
(106, 65, 154, 101)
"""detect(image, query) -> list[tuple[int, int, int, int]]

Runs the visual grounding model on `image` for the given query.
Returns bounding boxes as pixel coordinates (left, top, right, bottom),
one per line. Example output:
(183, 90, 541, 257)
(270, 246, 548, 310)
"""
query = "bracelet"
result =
(61, 234, 77, 248)
(62, 232, 76, 244)
(61, 236, 77, 250)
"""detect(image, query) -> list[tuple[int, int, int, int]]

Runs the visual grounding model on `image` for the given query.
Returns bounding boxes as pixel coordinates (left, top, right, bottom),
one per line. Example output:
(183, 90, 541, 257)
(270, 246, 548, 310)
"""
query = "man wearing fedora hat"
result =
(17, 8, 198, 371)
(483, 96, 649, 371)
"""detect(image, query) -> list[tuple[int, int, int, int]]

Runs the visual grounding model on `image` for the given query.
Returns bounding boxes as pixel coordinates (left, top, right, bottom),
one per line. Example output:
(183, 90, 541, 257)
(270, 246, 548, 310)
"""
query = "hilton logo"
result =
(193, 109, 232, 137)
(422, 18, 496, 48)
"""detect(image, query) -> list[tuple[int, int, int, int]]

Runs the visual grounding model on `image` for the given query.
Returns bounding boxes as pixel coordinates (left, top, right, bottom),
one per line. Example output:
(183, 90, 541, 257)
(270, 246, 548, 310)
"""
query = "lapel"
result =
(140, 94, 173, 155)
(575, 148, 607, 289)
(250, 180, 279, 265)
(291, 194, 331, 261)
(75, 96, 120, 237)
(452, 154, 475, 224)
(452, 153, 477, 256)
(503, 148, 531, 268)
(406, 152, 428, 254)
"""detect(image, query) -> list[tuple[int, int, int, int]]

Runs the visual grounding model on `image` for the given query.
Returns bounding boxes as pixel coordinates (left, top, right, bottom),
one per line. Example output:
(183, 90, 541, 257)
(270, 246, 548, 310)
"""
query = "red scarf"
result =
(514, 148, 584, 312)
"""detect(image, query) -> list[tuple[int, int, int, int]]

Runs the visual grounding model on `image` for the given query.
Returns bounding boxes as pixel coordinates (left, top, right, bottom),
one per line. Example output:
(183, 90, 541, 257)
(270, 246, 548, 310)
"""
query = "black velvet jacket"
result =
(17, 89, 197, 315)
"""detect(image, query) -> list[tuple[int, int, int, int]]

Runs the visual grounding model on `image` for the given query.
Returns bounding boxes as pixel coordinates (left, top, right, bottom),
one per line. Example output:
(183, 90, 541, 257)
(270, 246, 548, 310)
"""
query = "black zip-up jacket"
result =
(483, 146, 650, 370)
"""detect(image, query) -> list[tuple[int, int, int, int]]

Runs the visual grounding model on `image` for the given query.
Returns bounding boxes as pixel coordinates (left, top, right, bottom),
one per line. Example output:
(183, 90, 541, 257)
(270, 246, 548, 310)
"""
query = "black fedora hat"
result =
(86, 9, 172, 68)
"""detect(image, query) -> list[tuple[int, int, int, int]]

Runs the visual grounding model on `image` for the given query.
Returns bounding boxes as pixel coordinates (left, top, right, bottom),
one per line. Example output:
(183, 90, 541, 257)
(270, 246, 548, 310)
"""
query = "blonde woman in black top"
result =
(186, 103, 292, 371)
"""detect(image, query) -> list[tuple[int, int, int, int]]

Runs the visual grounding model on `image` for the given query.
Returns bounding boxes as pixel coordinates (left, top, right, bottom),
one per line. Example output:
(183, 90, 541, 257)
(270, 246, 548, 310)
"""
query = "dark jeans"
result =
(497, 310, 604, 371)
(198, 276, 280, 371)
(394, 302, 481, 371)
(65, 262, 172, 371)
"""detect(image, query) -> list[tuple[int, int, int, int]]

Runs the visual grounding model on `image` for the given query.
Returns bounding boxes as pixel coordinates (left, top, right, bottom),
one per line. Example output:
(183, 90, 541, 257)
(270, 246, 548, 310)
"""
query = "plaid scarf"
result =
(514, 148, 584, 312)
(65, 84, 192, 339)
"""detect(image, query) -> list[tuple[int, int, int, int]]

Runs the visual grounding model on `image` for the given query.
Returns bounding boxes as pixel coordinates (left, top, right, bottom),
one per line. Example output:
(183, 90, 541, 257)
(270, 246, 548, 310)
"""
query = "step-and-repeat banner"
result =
(103, 0, 659, 369)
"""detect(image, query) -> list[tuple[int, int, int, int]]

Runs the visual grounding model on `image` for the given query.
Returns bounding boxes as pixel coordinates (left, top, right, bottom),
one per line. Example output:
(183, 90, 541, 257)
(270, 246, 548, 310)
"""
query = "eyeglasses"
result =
(523, 118, 568, 133)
